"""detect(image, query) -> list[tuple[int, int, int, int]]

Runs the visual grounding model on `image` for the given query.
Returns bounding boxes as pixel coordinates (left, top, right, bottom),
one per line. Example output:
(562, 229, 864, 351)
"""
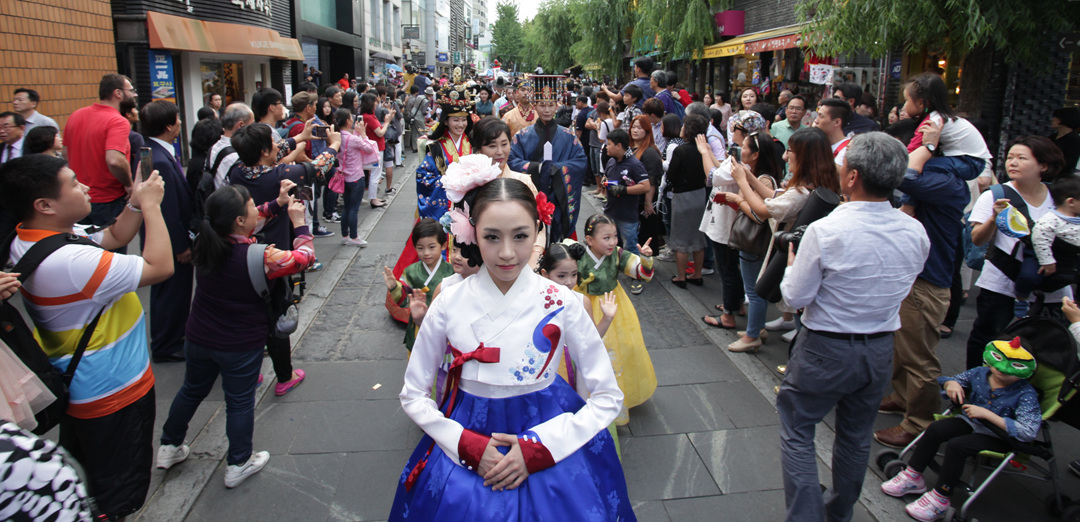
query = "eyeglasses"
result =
(123, 88, 137, 95)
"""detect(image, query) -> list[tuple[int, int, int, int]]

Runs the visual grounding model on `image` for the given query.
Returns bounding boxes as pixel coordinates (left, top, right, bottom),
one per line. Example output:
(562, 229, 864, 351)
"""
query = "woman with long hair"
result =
(158, 182, 314, 488)
(333, 109, 379, 245)
(360, 92, 394, 208)
(628, 115, 665, 276)
(665, 114, 711, 288)
(711, 127, 839, 352)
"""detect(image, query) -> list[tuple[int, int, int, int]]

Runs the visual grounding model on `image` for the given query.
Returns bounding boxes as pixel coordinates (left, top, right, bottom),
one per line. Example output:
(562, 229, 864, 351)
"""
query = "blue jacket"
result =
(939, 366, 1041, 442)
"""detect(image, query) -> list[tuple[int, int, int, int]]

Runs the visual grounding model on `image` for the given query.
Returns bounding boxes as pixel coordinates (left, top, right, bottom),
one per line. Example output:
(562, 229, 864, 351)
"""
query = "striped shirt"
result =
(10, 225, 151, 419)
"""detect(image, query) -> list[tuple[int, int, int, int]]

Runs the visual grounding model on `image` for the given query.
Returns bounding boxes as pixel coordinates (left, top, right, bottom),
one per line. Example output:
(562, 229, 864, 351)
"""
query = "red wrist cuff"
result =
(457, 429, 490, 471)
(518, 431, 555, 474)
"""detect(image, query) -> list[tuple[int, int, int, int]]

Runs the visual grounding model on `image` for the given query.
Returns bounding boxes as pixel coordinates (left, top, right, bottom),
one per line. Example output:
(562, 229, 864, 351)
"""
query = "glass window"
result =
(201, 62, 245, 108)
(300, 0, 336, 28)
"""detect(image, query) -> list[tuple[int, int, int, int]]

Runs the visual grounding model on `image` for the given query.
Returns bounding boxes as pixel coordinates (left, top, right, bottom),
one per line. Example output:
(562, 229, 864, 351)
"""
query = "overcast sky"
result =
(515, 0, 539, 22)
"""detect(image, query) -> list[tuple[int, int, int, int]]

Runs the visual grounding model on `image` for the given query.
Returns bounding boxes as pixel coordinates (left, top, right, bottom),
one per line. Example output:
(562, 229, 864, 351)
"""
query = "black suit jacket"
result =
(146, 139, 195, 254)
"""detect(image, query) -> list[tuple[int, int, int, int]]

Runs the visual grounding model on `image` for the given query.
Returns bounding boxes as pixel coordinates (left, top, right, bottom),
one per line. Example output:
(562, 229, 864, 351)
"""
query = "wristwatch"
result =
(924, 142, 937, 153)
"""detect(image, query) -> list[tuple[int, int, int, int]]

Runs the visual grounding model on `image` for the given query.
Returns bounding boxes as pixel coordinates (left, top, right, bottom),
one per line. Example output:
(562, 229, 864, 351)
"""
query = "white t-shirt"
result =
(969, 182, 1073, 301)
(929, 112, 992, 160)
(597, 119, 613, 142)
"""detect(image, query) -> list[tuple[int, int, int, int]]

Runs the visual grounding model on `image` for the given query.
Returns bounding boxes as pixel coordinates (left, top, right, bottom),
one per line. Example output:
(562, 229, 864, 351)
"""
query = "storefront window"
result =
(201, 62, 245, 107)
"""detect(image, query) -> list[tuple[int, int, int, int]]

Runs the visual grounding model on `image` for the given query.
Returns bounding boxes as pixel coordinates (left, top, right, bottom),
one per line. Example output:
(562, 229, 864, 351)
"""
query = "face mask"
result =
(983, 337, 1036, 379)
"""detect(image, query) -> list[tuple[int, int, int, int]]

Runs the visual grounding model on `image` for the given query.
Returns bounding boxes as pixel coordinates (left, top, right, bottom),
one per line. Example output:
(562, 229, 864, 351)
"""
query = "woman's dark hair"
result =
(190, 117, 223, 154)
(661, 113, 682, 141)
(1007, 135, 1067, 181)
(456, 177, 539, 267)
(786, 127, 840, 194)
(583, 213, 617, 237)
(478, 86, 494, 100)
(24, 126, 59, 154)
(429, 105, 476, 142)
(412, 217, 447, 246)
(230, 123, 273, 166)
(469, 116, 511, 150)
(0, 154, 66, 222)
(681, 113, 709, 141)
(359, 93, 378, 115)
(316, 97, 332, 119)
(192, 185, 251, 274)
(709, 109, 724, 132)
(342, 91, 359, 114)
(906, 73, 956, 121)
(714, 91, 727, 105)
(1054, 107, 1080, 131)
(744, 133, 784, 179)
(737, 87, 758, 109)
(333, 108, 353, 130)
(539, 241, 585, 276)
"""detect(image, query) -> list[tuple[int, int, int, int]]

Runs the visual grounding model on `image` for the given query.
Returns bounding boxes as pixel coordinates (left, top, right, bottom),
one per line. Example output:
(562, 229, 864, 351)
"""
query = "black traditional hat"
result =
(436, 67, 475, 117)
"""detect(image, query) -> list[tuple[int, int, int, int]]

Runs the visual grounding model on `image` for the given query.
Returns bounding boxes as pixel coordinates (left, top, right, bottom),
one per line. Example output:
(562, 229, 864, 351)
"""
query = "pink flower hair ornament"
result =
(441, 154, 503, 203)
(440, 202, 476, 245)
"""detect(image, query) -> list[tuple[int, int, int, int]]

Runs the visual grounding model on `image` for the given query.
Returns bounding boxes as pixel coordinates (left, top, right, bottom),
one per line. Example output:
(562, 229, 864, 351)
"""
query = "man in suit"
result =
(0, 111, 26, 164)
(141, 100, 194, 362)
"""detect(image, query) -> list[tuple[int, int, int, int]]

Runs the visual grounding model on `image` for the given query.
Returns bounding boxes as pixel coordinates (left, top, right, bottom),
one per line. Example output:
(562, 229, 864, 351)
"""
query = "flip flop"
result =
(713, 304, 748, 316)
(702, 316, 736, 329)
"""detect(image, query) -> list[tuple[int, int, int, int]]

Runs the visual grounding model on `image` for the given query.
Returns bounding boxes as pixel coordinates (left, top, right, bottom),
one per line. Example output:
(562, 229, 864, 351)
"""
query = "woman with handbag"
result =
(713, 128, 839, 352)
(360, 92, 394, 208)
(334, 109, 379, 246)
(665, 113, 711, 288)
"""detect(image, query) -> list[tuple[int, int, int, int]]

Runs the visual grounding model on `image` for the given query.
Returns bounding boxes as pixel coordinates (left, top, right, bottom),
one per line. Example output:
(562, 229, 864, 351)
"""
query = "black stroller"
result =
(875, 301, 1080, 522)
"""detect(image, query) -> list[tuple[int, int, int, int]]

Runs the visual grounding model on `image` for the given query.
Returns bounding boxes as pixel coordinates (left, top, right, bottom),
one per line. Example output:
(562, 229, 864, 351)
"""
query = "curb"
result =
(135, 158, 417, 522)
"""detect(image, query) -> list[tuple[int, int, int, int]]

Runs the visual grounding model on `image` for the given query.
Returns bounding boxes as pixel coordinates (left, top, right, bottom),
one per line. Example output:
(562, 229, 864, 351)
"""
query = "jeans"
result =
(777, 330, 893, 522)
(942, 232, 965, 329)
(616, 219, 640, 255)
(713, 241, 744, 313)
(87, 197, 128, 254)
(740, 253, 766, 339)
(161, 341, 261, 466)
(341, 177, 367, 239)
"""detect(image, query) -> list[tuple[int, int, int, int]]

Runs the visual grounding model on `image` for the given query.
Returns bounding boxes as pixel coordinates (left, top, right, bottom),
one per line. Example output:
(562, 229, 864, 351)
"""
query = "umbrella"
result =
(385, 64, 403, 73)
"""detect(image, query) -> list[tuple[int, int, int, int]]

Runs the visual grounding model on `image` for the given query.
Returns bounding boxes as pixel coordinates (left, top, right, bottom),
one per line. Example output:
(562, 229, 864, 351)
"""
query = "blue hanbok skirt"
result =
(389, 376, 635, 521)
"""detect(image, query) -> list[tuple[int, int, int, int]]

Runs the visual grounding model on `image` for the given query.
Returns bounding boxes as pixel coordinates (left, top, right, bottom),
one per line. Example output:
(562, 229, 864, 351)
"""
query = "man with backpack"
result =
(209, 103, 251, 189)
(283, 92, 334, 238)
(0, 154, 175, 520)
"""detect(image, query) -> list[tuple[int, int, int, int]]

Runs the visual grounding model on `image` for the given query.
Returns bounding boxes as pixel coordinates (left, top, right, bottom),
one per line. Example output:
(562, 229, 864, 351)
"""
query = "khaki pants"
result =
(889, 278, 950, 435)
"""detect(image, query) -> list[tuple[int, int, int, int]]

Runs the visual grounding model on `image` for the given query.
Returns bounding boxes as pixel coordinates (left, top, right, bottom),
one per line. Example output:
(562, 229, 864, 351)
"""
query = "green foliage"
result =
(796, 0, 1080, 64)
(522, 0, 581, 73)
(492, 2, 524, 69)
(633, 0, 732, 62)
(569, 0, 634, 76)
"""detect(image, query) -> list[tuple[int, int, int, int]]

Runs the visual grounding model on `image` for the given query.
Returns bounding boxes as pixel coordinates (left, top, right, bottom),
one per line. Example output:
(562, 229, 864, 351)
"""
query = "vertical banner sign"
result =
(809, 64, 834, 86)
(148, 49, 182, 157)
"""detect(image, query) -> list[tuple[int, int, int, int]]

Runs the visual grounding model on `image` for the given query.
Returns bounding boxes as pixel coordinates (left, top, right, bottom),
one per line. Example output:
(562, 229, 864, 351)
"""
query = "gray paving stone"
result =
(276, 361, 407, 402)
(627, 385, 736, 437)
(185, 453, 345, 521)
(287, 399, 421, 454)
(703, 380, 780, 429)
(689, 426, 784, 494)
(328, 450, 413, 521)
(664, 491, 785, 521)
(650, 345, 746, 385)
(629, 500, 670, 521)
(620, 434, 720, 501)
(250, 401, 309, 455)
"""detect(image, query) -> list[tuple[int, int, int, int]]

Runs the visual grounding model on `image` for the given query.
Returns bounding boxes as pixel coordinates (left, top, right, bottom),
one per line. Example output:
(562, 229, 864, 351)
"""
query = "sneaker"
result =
(701, 267, 715, 275)
(275, 369, 306, 396)
(905, 491, 949, 522)
(156, 443, 190, 470)
(313, 226, 335, 238)
(343, 237, 368, 247)
(385, 187, 395, 195)
(630, 281, 644, 295)
(656, 248, 676, 262)
(781, 330, 797, 343)
(224, 451, 270, 488)
(765, 317, 797, 331)
(881, 467, 927, 497)
(329, 212, 342, 223)
(306, 260, 323, 272)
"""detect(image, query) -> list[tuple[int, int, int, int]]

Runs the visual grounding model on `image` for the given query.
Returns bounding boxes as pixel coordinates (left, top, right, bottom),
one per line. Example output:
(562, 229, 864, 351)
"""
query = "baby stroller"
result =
(875, 299, 1080, 522)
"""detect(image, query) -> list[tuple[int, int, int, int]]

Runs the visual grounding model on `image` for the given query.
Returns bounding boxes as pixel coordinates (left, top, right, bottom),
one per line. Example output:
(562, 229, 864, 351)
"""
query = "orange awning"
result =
(147, 11, 304, 61)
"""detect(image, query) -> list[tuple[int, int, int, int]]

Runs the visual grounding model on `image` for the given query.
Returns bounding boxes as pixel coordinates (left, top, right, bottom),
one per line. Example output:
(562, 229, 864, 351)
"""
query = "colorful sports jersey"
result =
(9, 225, 152, 420)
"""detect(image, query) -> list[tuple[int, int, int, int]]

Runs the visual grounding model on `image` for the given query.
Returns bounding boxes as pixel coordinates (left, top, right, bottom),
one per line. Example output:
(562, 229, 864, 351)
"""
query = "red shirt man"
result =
(65, 74, 137, 217)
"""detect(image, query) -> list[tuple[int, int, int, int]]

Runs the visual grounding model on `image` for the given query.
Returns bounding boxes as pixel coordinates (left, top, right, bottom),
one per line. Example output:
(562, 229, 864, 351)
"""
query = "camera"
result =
(312, 125, 329, 138)
(775, 224, 808, 253)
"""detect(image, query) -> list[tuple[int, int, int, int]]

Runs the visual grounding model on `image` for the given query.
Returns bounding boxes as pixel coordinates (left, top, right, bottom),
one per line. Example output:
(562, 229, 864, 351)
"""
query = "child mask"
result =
(983, 337, 1036, 379)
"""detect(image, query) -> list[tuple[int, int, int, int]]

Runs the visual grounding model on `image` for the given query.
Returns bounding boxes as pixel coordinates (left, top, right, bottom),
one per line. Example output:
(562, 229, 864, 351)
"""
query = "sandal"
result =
(671, 277, 687, 289)
(702, 315, 736, 329)
(713, 304, 748, 316)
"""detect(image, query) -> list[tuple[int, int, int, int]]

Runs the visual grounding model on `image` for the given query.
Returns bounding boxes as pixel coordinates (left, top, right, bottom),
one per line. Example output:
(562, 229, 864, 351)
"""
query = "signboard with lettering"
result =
(809, 64, 834, 85)
(745, 34, 799, 54)
(438, 52, 449, 63)
(403, 25, 420, 40)
(890, 57, 902, 79)
(148, 49, 182, 156)
(415, 52, 426, 66)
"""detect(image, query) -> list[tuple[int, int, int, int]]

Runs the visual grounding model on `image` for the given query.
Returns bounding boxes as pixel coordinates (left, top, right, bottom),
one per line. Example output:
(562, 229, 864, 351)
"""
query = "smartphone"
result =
(297, 186, 314, 201)
(138, 147, 153, 181)
(312, 125, 328, 138)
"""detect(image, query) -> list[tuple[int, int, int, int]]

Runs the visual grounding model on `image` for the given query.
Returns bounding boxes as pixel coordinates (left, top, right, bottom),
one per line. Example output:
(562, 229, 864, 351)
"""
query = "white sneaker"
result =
(765, 317, 797, 331)
(781, 330, 797, 343)
(701, 267, 715, 275)
(224, 451, 270, 488)
(344, 237, 368, 247)
(156, 443, 190, 470)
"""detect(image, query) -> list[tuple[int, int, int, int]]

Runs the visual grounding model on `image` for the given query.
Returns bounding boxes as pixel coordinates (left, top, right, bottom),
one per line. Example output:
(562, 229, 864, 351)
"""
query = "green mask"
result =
(983, 337, 1036, 379)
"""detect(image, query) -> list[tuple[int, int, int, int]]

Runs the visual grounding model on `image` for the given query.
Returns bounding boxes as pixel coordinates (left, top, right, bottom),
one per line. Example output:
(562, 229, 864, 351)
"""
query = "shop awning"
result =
(147, 11, 304, 61)
(696, 23, 807, 59)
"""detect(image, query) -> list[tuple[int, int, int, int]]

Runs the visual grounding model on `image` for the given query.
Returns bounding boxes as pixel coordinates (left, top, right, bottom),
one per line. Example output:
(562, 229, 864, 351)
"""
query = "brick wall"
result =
(732, 0, 800, 34)
(0, 0, 118, 129)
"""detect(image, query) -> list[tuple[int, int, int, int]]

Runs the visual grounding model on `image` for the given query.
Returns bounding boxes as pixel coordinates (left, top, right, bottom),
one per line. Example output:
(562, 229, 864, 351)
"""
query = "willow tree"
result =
(569, 0, 634, 77)
(797, 0, 1080, 116)
(523, 0, 581, 74)
(633, 0, 731, 64)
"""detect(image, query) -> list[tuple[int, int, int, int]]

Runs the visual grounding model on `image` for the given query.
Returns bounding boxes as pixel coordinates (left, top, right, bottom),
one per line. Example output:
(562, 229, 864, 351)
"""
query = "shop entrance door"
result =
(200, 61, 245, 107)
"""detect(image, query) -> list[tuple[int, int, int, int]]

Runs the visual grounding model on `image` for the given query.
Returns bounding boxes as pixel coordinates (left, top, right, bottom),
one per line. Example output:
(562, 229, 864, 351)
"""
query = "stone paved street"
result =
(126, 155, 1080, 521)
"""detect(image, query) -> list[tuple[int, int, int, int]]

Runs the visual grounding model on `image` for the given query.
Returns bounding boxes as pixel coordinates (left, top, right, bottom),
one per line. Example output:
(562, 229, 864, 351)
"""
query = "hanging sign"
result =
(809, 64, 834, 85)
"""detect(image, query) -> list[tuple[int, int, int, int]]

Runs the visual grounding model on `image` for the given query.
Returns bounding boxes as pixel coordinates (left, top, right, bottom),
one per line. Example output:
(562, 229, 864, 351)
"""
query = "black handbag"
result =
(727, 175, 776, 257)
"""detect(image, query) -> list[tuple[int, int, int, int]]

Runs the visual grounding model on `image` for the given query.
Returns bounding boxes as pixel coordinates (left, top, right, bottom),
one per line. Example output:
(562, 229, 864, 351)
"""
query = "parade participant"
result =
(502, 79, 537, 136)
(383, 218, 454, 352)
(570, 213, 656, 425)
(390, 177, 635, 521)
(158, 181, 315, 488)
(508, 75, 588, 243)
(385, 71, 476, 323)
